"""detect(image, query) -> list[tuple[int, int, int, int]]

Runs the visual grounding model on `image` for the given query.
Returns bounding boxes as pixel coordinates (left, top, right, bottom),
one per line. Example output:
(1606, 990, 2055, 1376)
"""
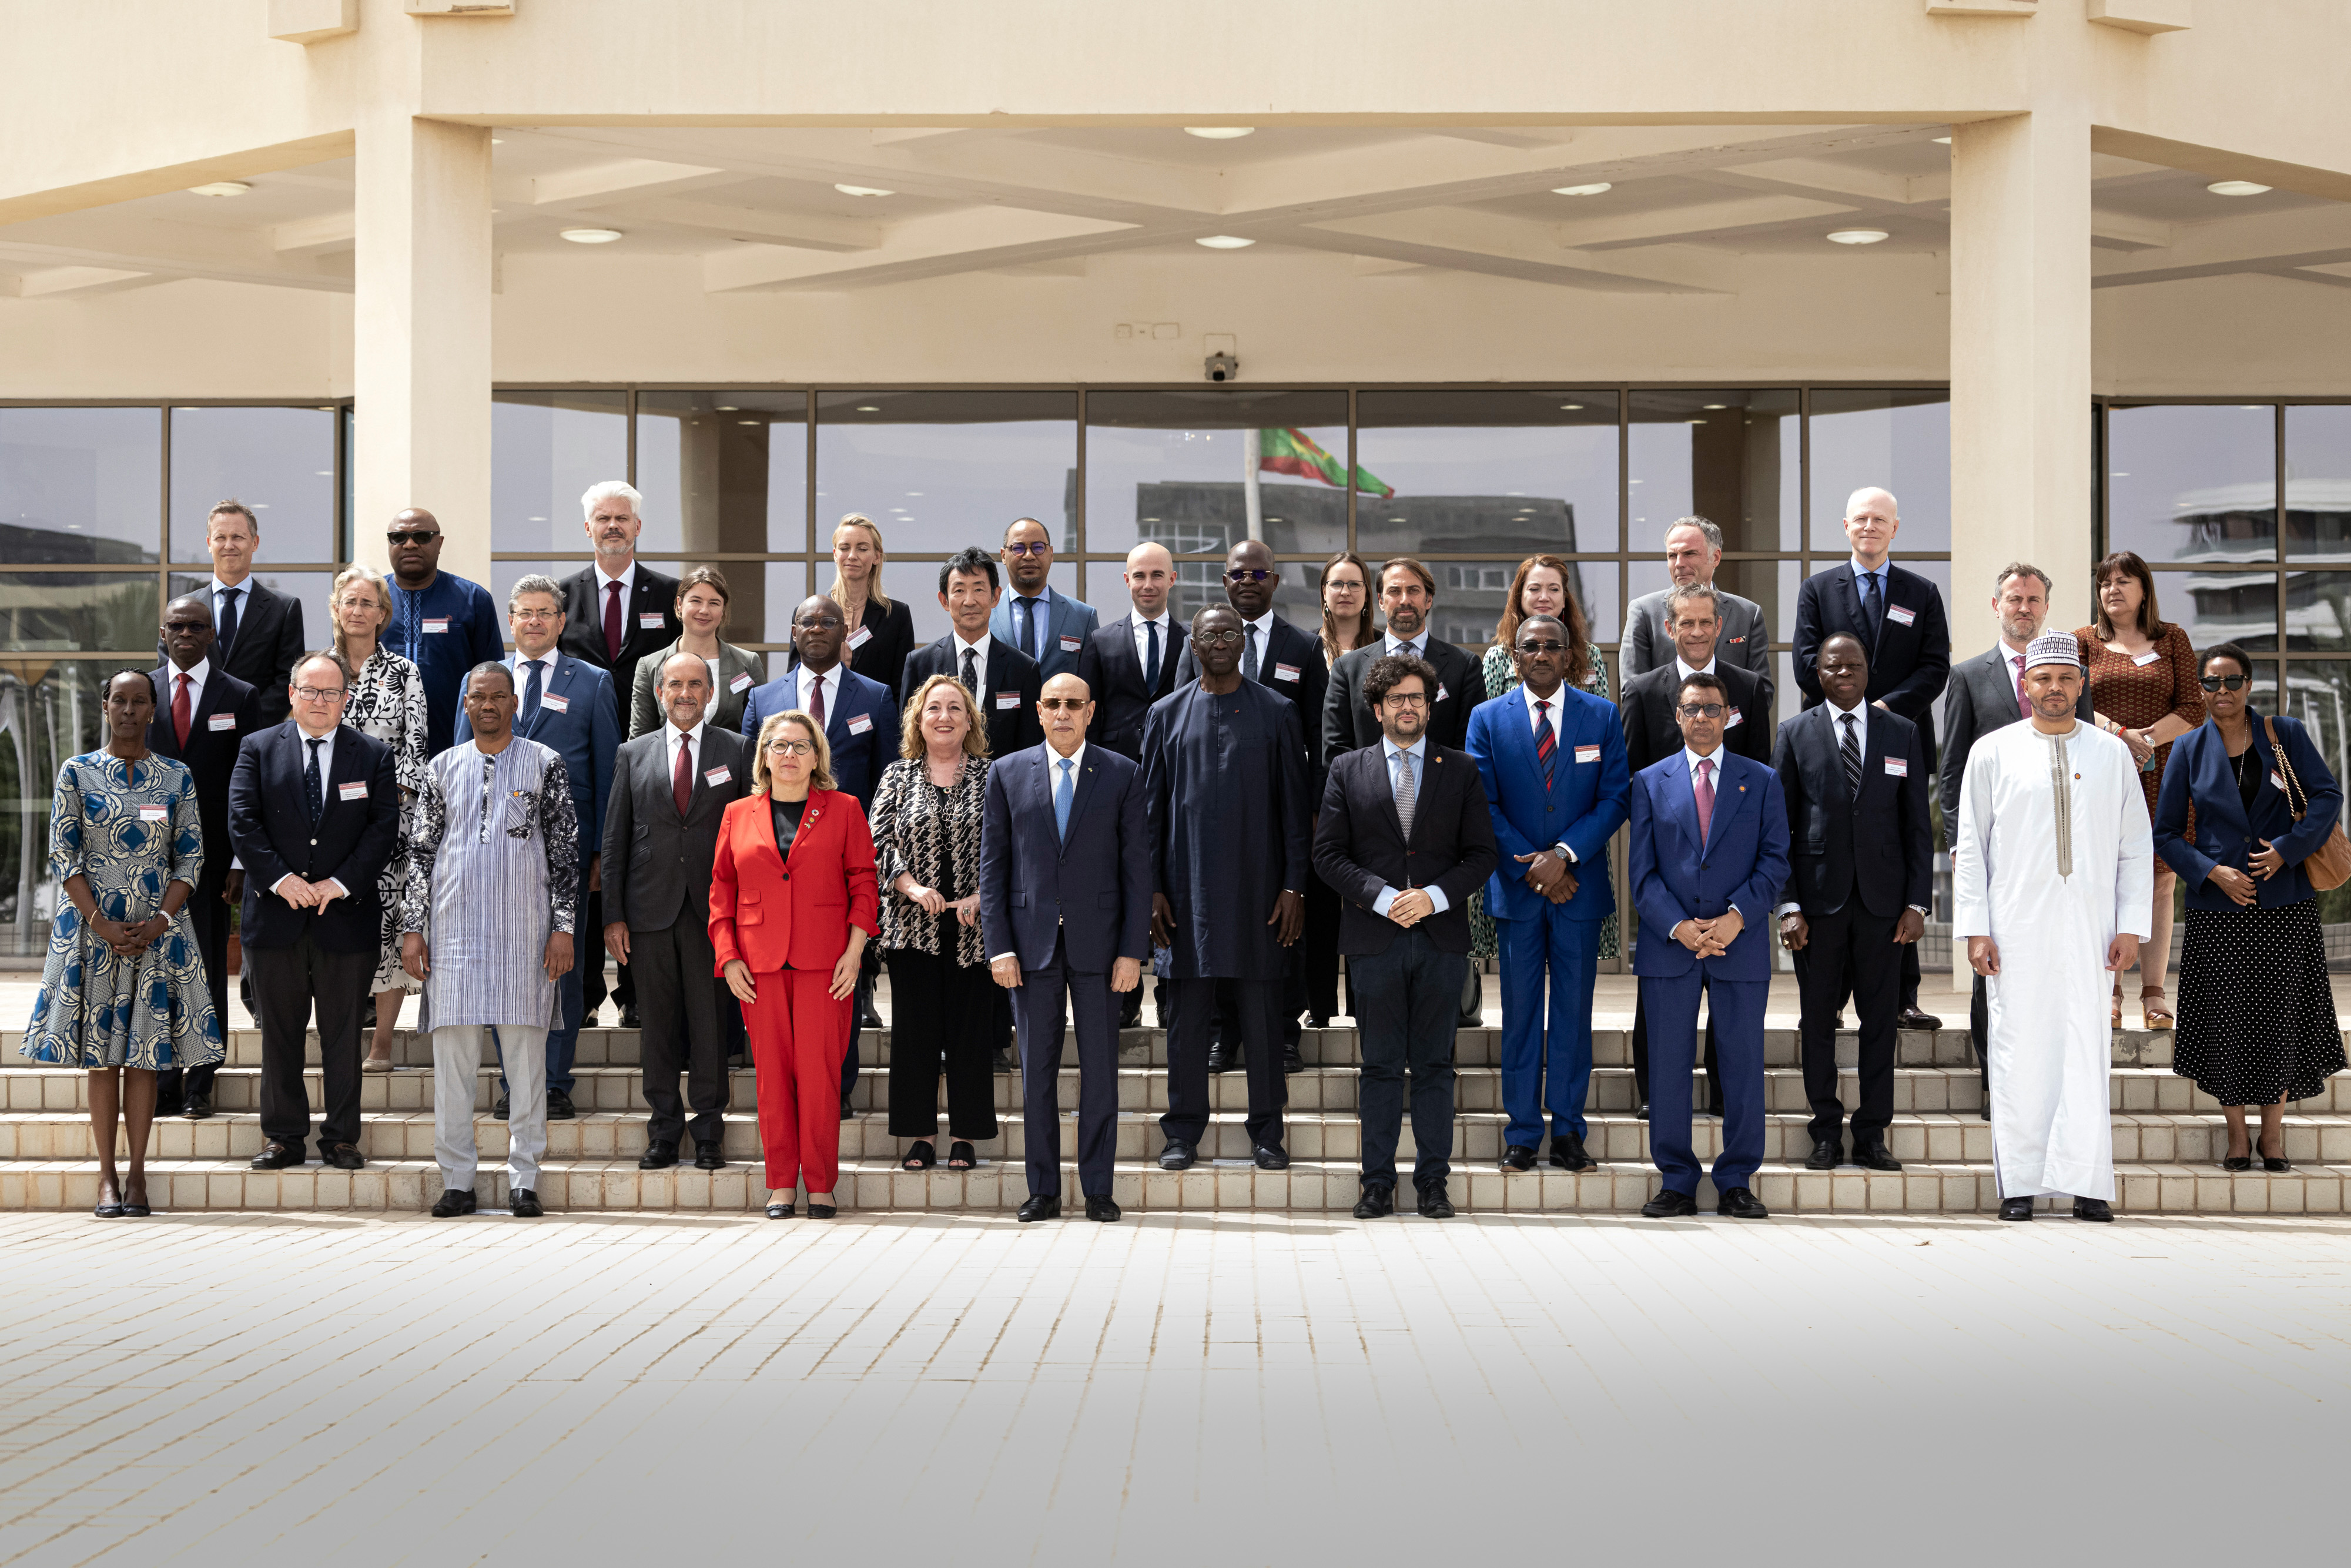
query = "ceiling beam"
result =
(273, 210, 356, 256)
(2092, 202, 2351, 288)
(1559, 194, 1858, 250)
(0, 266, 160, 299)
(703, 206, 1137, 292)
(1286, 209, 1738, 293)
(530, 157, 742, 207)
(619, 197, 880, 251)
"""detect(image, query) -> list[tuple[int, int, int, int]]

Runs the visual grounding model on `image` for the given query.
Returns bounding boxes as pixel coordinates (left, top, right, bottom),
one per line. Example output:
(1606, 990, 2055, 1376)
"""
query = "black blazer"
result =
(1077, 612, 1184, 762)
(1324, 636, 1481, 763)
(1311, 742, 1498, 956)
(559, 561, 683, 715)
(2155, 715, 2345, 910)
(901, 635, 1044, 760)
(145, 664, 262, 893)
(1171, 612, 1330, 789)
(169, 580, 304, 728)
(1619, 660, 1773, 773)
(601, 727, 753, 933)
(1771, 703, 1933, 921)
(1791, 562, 1951, 769)
(226, 722, 401, 954)
(842, 597, 916, 709)
(1937, 642, 2097, 823)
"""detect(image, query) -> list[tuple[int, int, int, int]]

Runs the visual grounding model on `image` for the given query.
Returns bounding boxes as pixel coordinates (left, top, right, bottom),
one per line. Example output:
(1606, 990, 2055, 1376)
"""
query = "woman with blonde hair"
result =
(627, 565, 763, 738)
(711, 711, 878, 1218)
(329, 565, 431, 1071)
(830, 514, 917, 706)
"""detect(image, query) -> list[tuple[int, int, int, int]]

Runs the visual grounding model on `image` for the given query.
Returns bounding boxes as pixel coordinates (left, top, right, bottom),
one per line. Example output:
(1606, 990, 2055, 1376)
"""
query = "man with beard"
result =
(989, 516, 1098, 682)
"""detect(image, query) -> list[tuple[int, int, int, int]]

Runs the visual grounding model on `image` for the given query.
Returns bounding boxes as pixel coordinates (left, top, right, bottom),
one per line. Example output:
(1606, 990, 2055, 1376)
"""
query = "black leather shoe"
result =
(1085, 1195, 1121, 1222)
(1416, 1187, 1456, 1219)
(1206, 1041, 1240, 1073)
(509, 1188, 544, 1217)
(1158, 1140, 1197, 1171)
(120, 1198, 152, 1218)
(619, 1005, 643, 1030)
(1998, 1196, 2035, 1221)
(250, 1141, 304, 1171)
(1252, 1144, 1290, 1171)
(320, 1143, 364, 1171)
(182, 1089, 212, 1120)
(856, 999, 883, 1031)
(806, 1199, 837, 1219)
(1281, 1043, 1305, 1075)
(1017, 1194, 1061, 1222)
(694, 1141, 725, 1171)
(545, 1088, 577, 1121)
(638, 1140, 679, 1170)
(1352, 1185, 1395, 1219)
(1716, 1185, 1769, 1219)
(431, 1187, 477, 1218)
(766, 1198, 794, 1218)
(1897, 1007, 1944, 1032)
(1499, 1144, 1536, 1172)
(1979, 1104, 1991, 1122)
(1548, 1132, 1598, 1172)
(492, 1094, 510, 1122)
(839, 1095, 855, 1121)
(1633, 1095, 1650, 1123)
(1804, 1138, 1842, 1171)
(1852, 1141, 1902, 1172)
(1642, 1188, 1698, 1218)
(1118, 1001, 1143, 1031)
(2072, 1197, 2114, 1222)
(93, 1197, 125, 1219)
(992, 1047, 1013, 1073)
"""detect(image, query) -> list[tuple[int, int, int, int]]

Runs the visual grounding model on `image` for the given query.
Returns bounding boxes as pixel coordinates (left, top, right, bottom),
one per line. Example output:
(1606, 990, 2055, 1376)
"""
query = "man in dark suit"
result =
(1774, 633, 1933, 1174)
(1323, 556, 1481, 760)
(456, 574, 619, 1123)
(149, 594, 264, 1119)
(604, 651, 753, 1174)
(1791, 485, 1952, 1032)
(1628, 671, 1791, 1221)
(981, 672, 1153, 1223)
(1313, 654, 1497, 1220)
(902, 546, 1045, 762)
(227, 651, 401, 1172)
(180, 500, 304, 729)
(990, 517, 1099, 683)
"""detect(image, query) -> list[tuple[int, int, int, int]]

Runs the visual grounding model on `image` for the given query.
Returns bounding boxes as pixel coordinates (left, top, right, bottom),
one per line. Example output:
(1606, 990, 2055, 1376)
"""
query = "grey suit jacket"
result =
(1620, 587, 1770, 685)
(1937, 642, 2095, 823)
(601, 726, 754, 934)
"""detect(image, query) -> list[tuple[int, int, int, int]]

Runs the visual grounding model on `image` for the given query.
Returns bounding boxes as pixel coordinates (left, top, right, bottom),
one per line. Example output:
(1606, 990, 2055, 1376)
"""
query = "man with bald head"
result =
(381, 507, 503, 755)
(990, 517, 1099, 682)
(1791, 485, 1951, 1031)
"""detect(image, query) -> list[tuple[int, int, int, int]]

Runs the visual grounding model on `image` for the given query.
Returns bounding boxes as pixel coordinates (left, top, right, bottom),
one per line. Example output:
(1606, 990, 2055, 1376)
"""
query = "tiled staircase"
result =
(4, 1015, 2345, 1215)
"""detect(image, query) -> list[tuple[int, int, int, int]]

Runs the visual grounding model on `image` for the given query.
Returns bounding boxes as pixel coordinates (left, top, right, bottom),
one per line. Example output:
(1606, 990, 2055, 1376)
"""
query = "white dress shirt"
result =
(1523, 683, 1580, 864)
(594, 561, 633, 614)
(209, 575, 250, 648)
(274, 721, 349, 902)
(1130, 612, 1173, 672)
(514, 651, 559, 712)
(1673, 654, 1719, 684)
(952, 631, 994, 695)
(798, 662, 842, 719)
(1371, 735, 1449, 920)
(165, 657, 212, 721)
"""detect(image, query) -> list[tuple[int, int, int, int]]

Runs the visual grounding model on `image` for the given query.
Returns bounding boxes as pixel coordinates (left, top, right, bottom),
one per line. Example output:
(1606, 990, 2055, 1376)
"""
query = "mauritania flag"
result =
(1258, 427, 1394, 499)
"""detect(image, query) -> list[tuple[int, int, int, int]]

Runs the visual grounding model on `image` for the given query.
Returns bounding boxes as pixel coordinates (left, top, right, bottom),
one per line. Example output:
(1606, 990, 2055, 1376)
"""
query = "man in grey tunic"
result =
(403, 663, 580, 1218)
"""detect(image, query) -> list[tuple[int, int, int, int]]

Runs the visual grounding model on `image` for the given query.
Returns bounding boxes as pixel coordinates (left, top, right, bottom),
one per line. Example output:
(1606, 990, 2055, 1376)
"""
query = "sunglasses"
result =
(1515, 641, 1568, 655)
(1676, 702, 1727, 719)
(1038, 697, 1089, 711)
(385, 530, 439, 546)
(1223, 568, 1275, 584)
(2200, 674, 2250, 692)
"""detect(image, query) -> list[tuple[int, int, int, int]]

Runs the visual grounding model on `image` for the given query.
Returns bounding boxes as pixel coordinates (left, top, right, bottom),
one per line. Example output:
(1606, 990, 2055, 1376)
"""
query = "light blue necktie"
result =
(1054, 756, 1074, 842)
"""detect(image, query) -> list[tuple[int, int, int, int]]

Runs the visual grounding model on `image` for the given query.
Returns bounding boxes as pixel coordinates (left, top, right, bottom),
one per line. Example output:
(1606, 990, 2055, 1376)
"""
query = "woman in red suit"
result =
(712, 711, 878, 1218)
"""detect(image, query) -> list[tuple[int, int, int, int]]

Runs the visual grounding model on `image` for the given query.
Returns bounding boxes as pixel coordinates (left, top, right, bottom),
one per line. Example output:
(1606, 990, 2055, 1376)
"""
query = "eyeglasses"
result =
(385, 530, 438, 546)
(292, 685, 347, 702)
(1515, 641, 1568, 655)
(2200, 674, 2250, 692)
(1676, 702, 1727, 718)
(1003, 541, 1051, 556)
(795, 615, 843, 629)
(1223, 568, 1275, 584)
(1380, 692, 1429, 708)
(765, 741, 815, 757)
(511, 609, 560, 623)
(1193, 628, 1245, 647)
(1037, 697, 1089, 711)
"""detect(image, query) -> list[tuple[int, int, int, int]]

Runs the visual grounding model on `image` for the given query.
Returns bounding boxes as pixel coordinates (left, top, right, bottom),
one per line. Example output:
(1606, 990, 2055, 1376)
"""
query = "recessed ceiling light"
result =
(1184, 127, 1255, 140)
(1551, 183, 1612, 197)
(835, 183, 895, 197)
(188, 182, 251, 197)
(491, 138, 505, 145)
(560, 227, 623, 243)
(855, 405, 880, 413)
(1196, 234, 1255, 249)
(714, 405, 738, 411)
(1932, 136, 1953, 145)
(1702, 403, 1727, 410)
(1827, 228, 1891, 244)
(1559, 403, 1585, 410)
(2208, 180, 2271, 197)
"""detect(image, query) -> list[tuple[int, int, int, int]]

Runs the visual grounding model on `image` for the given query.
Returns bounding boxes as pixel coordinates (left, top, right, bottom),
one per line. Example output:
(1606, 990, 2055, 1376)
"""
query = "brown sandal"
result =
(2111, 984, 2123, 1029)
(2141, 987, 2175, 1029)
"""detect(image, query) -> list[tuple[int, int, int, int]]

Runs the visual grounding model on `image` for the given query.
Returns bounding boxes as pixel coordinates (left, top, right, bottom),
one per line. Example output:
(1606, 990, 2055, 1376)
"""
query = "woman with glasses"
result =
(711, 711, 879, 1218)
(830, 514, 917, 707)
(870, 674, 996, 1171)
(1316, 551, 1376, 667)
(329, 566, 432, 1071)
(2153, 643, 2345, 1172)
(20, 669, 224, 1217)
(627, 565, 763, 739)
(2077, 551, 2205, 1027)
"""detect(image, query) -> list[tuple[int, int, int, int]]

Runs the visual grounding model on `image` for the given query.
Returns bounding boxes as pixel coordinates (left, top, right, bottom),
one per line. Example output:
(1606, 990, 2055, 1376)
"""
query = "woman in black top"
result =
(830, 514, 917, 708)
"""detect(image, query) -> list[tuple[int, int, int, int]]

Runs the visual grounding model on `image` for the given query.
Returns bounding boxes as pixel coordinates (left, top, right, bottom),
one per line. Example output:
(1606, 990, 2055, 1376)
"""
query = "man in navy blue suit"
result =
(990, 517, 1099, 682)
(980, 672, 1152, 1223)
(1465, 614, 1630, 1177)
(456, 574, 619, 1122)
(227, 651, 401, 1172)
(1629, 670, 1791, 1220)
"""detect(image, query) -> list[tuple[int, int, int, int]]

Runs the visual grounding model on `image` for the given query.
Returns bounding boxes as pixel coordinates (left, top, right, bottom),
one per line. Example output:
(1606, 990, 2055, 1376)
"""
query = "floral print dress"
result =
(341, 645, 430, 993)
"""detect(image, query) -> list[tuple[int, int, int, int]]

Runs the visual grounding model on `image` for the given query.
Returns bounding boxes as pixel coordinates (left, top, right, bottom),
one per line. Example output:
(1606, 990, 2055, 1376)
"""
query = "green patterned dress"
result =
(1468, 644, 1617, 964)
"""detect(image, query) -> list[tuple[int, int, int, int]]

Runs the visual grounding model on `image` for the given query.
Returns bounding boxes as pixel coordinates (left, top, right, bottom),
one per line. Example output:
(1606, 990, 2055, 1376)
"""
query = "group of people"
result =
(19, 480, 2345, 1224)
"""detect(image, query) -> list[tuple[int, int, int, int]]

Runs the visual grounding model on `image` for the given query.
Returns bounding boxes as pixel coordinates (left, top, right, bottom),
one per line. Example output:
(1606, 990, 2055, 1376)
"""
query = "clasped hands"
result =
(273, 874, 345, 911)
(1672, 907, 1744, 958)
(89, 911, 168, 959)
(2209, 841, 2286, 908)
(1513, 849, 1577, 904)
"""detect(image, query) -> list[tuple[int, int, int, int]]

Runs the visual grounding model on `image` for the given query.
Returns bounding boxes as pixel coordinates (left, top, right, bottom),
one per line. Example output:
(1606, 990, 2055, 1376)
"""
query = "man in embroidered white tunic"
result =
(1953, 631, 2151, 1222)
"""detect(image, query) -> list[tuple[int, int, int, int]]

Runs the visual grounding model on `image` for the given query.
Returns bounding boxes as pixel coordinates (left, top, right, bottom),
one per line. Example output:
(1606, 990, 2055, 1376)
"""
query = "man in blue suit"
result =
(1466, 614, 1630, 1177)
(990, 517, 1098, 682)
(1629, 669, 1791, 1220)
(980, 672, 1153, 1223)
(455, 574, 619, 1121)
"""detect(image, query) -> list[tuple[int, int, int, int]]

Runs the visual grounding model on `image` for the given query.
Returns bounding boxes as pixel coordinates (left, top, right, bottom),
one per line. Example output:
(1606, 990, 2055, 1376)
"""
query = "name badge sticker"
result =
(1060, 634, 1082, 652)
(1438, 684, 1451, 702)
(705, 765, 732, 786)
(1884, 758, 1908, 777)
(1273, 662, 1301, 683)
(1726, 709, 1744, 727)
(1885, 604, 1916, 628)
(2272, 770, 2287, 793)
(422, 618, 449, 634)
(339, 780, 369, 800)
(207, 712, 237, 732)
(639, 613, 665, 629)
(995, 691, 1021, 710)
(138, 805, 169, 822)
(2132, 651, 2162, 667)
(1575, 744, 1601, 764)
(729, 671, 753, 693)
(846, 625, 872, 650)
(846, 712, 873, 735)
(541, 692, 570, 713)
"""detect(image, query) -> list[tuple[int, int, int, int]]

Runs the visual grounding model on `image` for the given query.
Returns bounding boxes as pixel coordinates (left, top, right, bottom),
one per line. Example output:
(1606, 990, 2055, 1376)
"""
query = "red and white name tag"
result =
(2271, 770, 2286, 792)
(1438, 684, 1451, 702)
(1884, 758, 1908, 777)
(1575, 745, 1601, 764)
(846, 712, 873, 735)
(207, 712, 236, 732)
(1274, 662, 1300, 683)
(137, 805, 169, 822)
(1726, 709, 1744, 727)
(1060, 634, 1082, 652)
(1726, 634, 1746, 644)
(705, 766, 732, 786)
(339, 780, 369, 800)
(995, 691, 1022, 710)
(729, 671, 752, 693)
(1885, 605, 1916, 628)
(639, 613, 664, 629)
(2132, 651, 2162, 667)
(540, 692, 569, 713)
(422, 618, 448, 634)
(847, 625, 872, 650)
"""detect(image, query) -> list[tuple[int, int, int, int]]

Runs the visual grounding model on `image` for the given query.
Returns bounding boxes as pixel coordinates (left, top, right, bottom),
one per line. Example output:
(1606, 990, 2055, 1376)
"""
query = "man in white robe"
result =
(1952, 631, 2152, 1222)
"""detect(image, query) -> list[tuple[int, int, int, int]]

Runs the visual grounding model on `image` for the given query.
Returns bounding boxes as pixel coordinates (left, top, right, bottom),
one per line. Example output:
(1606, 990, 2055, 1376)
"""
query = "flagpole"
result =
(1241, 428, 1264, 542)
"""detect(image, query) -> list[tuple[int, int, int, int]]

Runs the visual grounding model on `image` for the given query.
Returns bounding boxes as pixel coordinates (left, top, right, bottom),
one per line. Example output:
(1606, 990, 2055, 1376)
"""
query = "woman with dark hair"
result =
(830, 514, 917, 706)
(19, 669, 225, 1217)
(1303, 551, 1378, 1024)
(2078, 551, 2204, 1027)
(1317, 551, 1377, 668)
(628, 565, 763, 738)
(2154, 643, 2345, 1170)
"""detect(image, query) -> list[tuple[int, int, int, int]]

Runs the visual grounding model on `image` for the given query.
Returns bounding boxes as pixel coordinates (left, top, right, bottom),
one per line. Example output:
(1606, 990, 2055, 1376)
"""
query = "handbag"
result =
(2263, 716, 2351, 891)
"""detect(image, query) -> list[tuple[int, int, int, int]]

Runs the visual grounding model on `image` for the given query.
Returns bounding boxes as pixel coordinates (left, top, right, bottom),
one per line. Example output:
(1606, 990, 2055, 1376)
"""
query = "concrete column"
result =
(1948, 105, 2094, 656)
(351, 112, 493, 584)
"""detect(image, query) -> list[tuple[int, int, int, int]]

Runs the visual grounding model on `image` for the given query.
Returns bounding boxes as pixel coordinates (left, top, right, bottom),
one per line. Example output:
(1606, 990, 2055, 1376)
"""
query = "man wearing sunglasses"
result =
(381, 508, 503, 756)
(989, 517, 1099, 682)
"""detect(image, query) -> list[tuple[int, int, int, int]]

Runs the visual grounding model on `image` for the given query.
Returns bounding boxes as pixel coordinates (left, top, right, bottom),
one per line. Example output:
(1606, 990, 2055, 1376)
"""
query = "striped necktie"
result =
(1534, 699, 1556, 787)
(1839, 711, 1863, 801)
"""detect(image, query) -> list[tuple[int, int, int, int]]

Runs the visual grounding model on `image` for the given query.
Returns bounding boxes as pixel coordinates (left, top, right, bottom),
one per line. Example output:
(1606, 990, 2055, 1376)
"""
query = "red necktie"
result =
(1534, 699, 1556, 786)
(2013, 654, 2031, 720)
(1693, 756, 1716, 843)
(808, 671, 826, 727)
(673, 733, 694, 817)
(604, 580, 625, 662)
(172, 672, 192, 747)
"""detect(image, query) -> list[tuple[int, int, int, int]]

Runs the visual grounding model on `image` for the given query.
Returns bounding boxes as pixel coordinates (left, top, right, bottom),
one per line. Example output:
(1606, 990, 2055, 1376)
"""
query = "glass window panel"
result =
(2107, 404, 2276, 565)
(0, 408, 162, 565)
(2157, 567, 2276, 651)
(1085, 390, 1349, 560)
(2286, 569, 2351, 652)
(755, 560, 816, 648)
(635, 392, 808, 559)
(2285, 405, 2351, 564)
(491, 391, 629, 555)
(1627, 390, 1799, 553)
(1807, 389, 1951, 554)
(0, 574, 157, 654)
(0, 658, 118, 954)
(1354, 390, 1621, 559)
(816, 392, 1075, 558)
(168, 571, 336, 665)
(1627, 558, 1801, 645)
(2279, 661, 2345, 797)
(169, 407, 337, 564)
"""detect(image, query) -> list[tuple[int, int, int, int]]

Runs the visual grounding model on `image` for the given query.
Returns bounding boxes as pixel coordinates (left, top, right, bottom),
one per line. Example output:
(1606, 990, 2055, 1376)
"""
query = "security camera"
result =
(1204, 351, 1239, 383)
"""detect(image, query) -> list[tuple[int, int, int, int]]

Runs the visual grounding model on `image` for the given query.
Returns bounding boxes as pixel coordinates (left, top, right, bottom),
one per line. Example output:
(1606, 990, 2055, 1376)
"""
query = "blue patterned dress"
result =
(19, 751, 226, 1071)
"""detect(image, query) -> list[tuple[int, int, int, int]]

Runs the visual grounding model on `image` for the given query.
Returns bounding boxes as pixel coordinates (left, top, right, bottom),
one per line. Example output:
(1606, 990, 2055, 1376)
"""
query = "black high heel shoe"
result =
(2259, 1133, 2291, 1173)
(806, 1198, 838, 1219)
(902, 1140, 936, 1171)
(2222, 1150, 2253, 1172)
(945, 1141, 977, 1171)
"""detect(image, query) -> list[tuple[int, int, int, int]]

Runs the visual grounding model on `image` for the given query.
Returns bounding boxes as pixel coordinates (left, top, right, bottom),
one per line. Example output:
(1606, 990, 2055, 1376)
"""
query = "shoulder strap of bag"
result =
(2264, 715, 2309, 820)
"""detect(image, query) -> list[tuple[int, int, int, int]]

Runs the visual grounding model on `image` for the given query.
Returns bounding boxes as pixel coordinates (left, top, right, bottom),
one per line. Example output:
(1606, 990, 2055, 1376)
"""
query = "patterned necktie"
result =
(1840, 711, 1863, 800)
(673, 733, 694, 817)
(1391, 748, 1417, 840)
(1693, 756, 1715, 843)
(1243, 622, 1260, 682)
(521, 659, 542, 725)
(808, 669, 826, 728)
(304, 738, 324, 827)
(2013, 654, 2031, 720)
(961, 646, 979, 700)
(1144, 618, 1161, 691)
(216, 587, 242, 657)
(604, 580, 625, 662)
(1534, 699, 1556, 787)
(1860, 569, 1884, 649)
(1054, 756, 1074, 842)
(172, 672, 192, 748)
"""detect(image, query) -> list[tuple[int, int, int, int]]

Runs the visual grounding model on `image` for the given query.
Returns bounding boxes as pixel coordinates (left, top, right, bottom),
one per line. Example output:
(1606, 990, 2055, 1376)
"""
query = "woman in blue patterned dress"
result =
(20, 669, 225, 1217)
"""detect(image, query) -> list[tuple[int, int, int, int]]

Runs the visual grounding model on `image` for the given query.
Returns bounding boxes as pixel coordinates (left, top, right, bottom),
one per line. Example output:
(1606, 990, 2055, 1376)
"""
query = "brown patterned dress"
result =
(2077, 622, 2206, 826)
